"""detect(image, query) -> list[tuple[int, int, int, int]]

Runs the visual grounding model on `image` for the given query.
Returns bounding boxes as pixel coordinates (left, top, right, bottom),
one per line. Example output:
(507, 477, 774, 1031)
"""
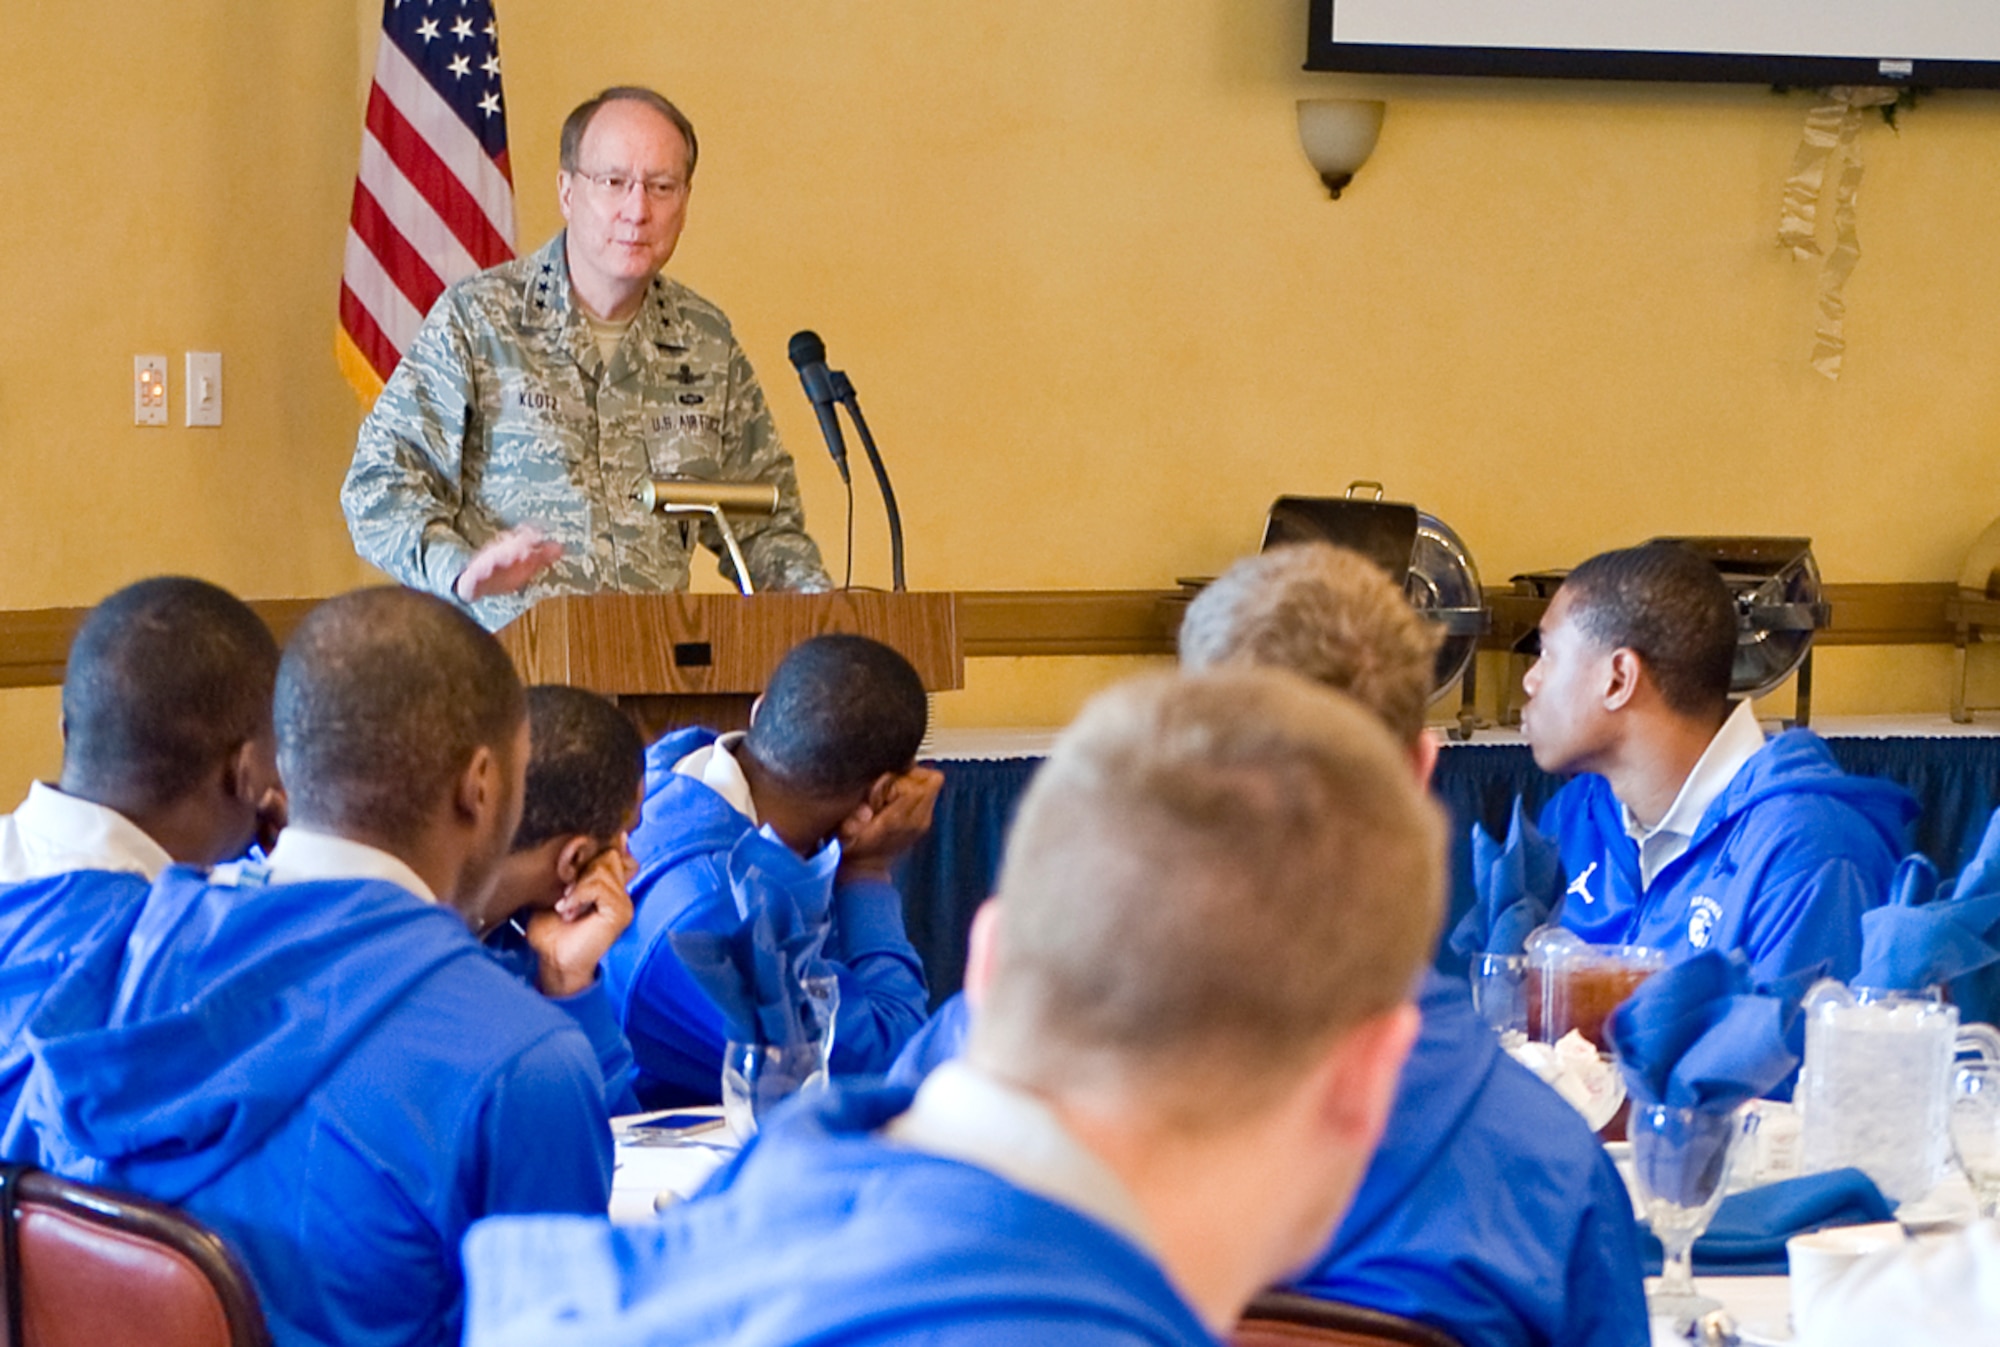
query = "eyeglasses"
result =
(572, 169, 686, 204)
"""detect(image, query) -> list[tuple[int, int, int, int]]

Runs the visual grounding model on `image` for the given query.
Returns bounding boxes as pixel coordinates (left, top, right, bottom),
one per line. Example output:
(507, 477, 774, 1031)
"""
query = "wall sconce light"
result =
(1296, 98, 1385, 199)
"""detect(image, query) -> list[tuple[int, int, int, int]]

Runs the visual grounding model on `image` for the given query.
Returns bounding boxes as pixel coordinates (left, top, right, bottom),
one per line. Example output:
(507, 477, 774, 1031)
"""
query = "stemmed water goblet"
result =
(1950, 1059, 2000, 1219)
(1469, 953, 1528, 1045)
(1627, 1103, 1756, 1322)
(721, 974, 839, 1142)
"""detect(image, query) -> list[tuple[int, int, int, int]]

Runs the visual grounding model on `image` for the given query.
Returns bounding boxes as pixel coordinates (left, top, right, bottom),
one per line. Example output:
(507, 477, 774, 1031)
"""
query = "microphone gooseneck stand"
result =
(828, 370, 906, 593)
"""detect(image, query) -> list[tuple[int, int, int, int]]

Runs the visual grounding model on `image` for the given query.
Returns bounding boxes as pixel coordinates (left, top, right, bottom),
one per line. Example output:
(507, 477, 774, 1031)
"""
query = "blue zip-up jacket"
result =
(1294, 974, 1649, 1347)
(4, 864, 611, 1347)
(890, 979, 1648, 1347)
(1542, 729, 1916, 985)
(606, 728, 930, 1105)
(461, 1083, 1219, 1347)
(482, 920, 641, 1113)
(886, 987, 971, 1089)
(0, 869, 150, 1122)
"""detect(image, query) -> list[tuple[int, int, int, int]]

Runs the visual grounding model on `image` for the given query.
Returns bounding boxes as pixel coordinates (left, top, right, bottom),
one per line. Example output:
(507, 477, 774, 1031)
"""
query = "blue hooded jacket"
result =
(885, 987, 970, 1089)
(462, 1083, 1219, 1347)
(0, 869, 150, 1122)
(605, 728, 929, 1105)
(890, 979, 1648, 1347)
(1542, 728, 1915, 984)
(4, 864, 612, 1347)
(1293, 974, 1649, 1347)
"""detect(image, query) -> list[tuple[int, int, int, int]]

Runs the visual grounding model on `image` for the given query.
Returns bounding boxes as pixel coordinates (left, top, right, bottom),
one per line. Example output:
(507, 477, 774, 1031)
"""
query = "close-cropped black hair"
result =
(744, 635, 928, 798)
(512, 685, 646, 852)
(60, 576, 279, 810)
(1560, 543, 1738, 717)
(275, 587, 526, 848)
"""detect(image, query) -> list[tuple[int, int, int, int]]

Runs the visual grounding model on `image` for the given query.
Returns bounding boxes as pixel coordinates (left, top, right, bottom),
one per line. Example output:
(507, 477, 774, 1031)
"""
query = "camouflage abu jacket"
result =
(342, 232, 831, 630)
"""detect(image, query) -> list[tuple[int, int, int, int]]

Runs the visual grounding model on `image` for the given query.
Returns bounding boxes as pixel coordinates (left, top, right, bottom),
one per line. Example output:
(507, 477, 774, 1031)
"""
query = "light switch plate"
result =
(185, 351, 221, 427)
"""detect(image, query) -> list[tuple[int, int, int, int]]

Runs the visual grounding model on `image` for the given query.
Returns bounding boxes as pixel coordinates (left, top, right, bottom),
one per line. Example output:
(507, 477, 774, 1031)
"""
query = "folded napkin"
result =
(1449, 800, 1563, 959)
(1857, 816, 2000, 1025)
(667, 828, 839, 1050)
(1606, 950, 1805, 1112)
(1638, 1167, 1893, 1276)
(1609, 953, 1808, 1212)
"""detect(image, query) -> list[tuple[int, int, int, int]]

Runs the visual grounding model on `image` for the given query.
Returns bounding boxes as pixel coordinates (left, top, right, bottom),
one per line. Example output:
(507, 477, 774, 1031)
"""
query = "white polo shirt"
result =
(671, 731, 759, 824)
(1620, 699, 1766, 891)
(884, 1059, 1157, 1256)
(0, 781, 172, 884)
(263, 826, 438, 904)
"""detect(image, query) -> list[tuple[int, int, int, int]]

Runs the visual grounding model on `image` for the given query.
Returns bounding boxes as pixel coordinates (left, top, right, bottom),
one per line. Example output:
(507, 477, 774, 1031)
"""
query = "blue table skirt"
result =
(894, 737, 2000, 1006)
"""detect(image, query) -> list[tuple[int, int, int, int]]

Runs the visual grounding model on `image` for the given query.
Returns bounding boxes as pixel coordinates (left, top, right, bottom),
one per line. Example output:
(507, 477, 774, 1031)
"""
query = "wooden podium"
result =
(495, 591, 962, 737)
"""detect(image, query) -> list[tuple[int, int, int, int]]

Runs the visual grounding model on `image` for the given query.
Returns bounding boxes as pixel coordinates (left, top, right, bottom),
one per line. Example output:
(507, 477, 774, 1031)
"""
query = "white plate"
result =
(1894, 1171, 1978, 1233)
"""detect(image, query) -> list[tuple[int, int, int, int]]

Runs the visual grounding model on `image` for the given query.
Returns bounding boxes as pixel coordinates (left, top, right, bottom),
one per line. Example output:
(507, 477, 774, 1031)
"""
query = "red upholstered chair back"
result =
(0, 1166, 271, 1347)
(1230, 1291, 1464, 1347)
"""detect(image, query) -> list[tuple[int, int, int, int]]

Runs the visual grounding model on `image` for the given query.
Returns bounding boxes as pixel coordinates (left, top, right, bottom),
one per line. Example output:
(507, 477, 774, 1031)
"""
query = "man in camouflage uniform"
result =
(343, 86, 830, 631)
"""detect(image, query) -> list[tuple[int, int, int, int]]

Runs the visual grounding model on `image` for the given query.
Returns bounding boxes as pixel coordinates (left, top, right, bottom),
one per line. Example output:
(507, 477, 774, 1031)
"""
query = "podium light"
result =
(634, 479, 779, 595)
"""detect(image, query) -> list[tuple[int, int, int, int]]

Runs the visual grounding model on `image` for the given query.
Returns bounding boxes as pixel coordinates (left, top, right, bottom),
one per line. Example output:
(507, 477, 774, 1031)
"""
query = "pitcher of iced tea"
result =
(1797, 980, 2000, 1206)
(1524, 928, 1668, 1051)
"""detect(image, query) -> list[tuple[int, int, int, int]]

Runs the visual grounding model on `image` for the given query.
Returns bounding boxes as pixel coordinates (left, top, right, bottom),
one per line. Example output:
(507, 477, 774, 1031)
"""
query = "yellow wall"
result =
(3, 0, 1999, 803)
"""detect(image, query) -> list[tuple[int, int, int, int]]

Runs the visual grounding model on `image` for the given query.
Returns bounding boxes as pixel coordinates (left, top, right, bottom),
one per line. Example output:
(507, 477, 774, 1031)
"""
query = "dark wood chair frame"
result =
(0, 1164, 271, 1347)
(1235, 1290, 1466, 1347)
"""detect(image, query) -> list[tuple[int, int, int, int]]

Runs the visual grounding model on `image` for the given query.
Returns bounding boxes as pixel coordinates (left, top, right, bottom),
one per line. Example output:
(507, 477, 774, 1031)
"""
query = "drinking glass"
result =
(1950, 1060, 2000, 1219)
(1525, 931, 1667, 1051)
(1628, 1103, 1755, 1322)
(1470, 953, 1528, 1044)
(720, 974, 839, 1143)
(721, 1039, 827, 1142)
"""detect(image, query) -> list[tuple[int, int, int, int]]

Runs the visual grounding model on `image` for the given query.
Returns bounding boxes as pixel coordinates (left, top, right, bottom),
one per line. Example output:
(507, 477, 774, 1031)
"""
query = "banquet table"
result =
(896, 716, 2000, 1003)
(1648, 1275, 1791, 1345)
(608, 1108, 734, 1223)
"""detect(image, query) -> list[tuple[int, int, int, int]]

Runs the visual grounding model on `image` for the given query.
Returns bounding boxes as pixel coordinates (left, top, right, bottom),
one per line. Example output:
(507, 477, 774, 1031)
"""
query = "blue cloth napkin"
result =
(667, 828, 838, 1049)
(1449, 800, 1563, 959)
(1638, 1168, 1894, 1276)
(1857, 814, 2000, 1025)
(1610, 953, 1807, 1212)
(1607, 951, 1805, 1113)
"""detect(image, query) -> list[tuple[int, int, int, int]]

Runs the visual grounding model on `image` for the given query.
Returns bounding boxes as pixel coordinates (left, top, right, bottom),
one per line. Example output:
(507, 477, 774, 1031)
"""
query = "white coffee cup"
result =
(1787, 1223, 1908, 1330)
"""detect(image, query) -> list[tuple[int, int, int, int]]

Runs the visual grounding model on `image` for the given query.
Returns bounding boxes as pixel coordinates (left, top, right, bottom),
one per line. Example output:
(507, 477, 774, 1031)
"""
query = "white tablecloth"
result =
(1647, 1275, 1792, 1345)
(607, 1108, 738, 1224)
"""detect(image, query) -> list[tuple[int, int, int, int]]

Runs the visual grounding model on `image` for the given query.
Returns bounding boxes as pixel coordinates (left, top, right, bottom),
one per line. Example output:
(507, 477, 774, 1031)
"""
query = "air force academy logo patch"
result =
(1687, 896, 1724, 950)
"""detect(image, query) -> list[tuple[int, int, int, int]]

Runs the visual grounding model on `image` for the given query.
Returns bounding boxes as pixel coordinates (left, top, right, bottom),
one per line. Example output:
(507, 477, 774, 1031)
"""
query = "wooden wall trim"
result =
(0, 599, 320, 690)
(0, 584, 1973, 689)
(956, 590, 1184, 657)
(1819, 582, 1958, 645)
(1483, 582, 1960, 650)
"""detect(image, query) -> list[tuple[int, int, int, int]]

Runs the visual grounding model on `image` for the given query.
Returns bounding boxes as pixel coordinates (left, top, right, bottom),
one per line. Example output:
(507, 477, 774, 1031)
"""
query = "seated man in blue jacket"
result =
(463, 667, 1443, 1347)
(484, 684, 650, 1113)
(1523, 543, 1914, 983)
(606, 633, 938, 1105)
(7, 588, 612, 1347)
(0, 576, 284, 1121)
(895, 542, 1651, 1347)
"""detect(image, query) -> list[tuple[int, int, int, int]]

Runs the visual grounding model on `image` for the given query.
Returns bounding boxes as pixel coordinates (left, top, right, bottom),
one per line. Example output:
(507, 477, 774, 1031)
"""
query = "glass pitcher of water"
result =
(1796, 980, 2000, 1205)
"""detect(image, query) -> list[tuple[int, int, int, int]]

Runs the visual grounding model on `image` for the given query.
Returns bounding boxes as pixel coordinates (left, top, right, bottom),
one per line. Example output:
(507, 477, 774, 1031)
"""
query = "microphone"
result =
(787, 330, 851, 484)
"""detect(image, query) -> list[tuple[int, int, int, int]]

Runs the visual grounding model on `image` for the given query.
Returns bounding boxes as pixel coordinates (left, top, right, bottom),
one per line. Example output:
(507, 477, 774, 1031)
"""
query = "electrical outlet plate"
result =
(185, 351, 221, 427)
(134, 355, 167, 426)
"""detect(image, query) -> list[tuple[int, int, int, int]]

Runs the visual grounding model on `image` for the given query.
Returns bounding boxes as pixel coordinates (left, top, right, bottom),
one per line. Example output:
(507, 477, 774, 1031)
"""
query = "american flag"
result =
(337, 0, 517, 402)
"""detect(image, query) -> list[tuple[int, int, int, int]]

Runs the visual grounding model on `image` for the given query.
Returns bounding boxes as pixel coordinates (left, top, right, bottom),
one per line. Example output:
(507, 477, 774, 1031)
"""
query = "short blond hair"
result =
(973, 669, 1445, 1125)
(1178, 544, 1442, 746)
